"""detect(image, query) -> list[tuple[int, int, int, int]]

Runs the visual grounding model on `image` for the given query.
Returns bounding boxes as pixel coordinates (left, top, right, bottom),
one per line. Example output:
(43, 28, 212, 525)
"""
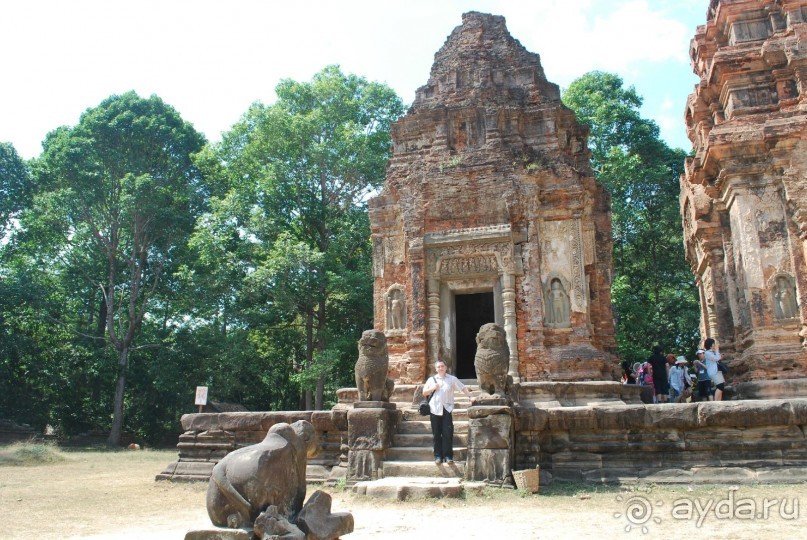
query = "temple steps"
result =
(381, 385, 478, 482)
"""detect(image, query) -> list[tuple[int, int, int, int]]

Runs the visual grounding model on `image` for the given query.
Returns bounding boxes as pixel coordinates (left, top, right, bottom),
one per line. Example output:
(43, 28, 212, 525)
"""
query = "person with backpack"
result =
(422, 360, 475, 464)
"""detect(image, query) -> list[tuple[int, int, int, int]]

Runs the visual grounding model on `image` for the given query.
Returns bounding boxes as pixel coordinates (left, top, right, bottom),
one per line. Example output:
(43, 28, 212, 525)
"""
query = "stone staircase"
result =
(382, 403, 470, 478)
(353, 383, 482, 498)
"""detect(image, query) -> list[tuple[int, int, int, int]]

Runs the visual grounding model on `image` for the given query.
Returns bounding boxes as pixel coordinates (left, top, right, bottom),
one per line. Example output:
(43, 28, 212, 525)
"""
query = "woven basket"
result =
(512, 467, 540, 493)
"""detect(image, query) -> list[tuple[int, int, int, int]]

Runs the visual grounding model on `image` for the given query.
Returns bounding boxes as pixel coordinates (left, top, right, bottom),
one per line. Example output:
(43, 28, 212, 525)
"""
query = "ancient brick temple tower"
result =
(682, 0, 807, 390)
(369, 12, 617, 385)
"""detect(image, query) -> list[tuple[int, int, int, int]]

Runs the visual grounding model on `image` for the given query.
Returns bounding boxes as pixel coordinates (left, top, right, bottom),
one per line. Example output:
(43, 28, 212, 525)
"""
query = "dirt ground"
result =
(2, 449, 807, 539)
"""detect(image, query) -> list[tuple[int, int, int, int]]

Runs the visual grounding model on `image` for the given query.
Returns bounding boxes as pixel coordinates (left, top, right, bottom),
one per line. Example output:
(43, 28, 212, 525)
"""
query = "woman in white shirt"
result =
(422, 360, 475, 464)
(703, 338, 725, 401)
(669, 356, 689, 402)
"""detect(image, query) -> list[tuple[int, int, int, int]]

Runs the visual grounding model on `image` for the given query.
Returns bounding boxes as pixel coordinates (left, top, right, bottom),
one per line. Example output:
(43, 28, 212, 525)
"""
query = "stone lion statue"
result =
(355, 329, 394, 401)
(206, 420, 318, 528)
(474, 323, 511, 399)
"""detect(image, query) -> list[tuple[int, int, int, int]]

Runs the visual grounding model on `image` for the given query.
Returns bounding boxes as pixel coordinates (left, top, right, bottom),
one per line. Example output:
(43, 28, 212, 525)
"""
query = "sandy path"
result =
(2, 449, 805, 539)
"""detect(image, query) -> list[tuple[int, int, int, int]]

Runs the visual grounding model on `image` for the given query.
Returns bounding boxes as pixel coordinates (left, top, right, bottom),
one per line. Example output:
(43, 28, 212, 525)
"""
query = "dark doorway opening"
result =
(455, 292, 495, 379)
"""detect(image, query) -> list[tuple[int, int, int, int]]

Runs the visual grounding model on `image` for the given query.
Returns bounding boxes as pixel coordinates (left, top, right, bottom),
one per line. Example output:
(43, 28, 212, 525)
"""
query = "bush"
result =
(0, 442, 67, 466)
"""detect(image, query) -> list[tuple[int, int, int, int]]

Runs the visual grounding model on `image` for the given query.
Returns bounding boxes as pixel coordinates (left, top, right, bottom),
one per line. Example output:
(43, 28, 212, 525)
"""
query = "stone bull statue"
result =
(206, 420, 318, 528)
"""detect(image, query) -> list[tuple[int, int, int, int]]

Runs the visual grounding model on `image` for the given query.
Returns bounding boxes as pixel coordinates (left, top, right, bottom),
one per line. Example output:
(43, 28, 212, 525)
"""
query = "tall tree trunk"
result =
(304, 311, 314, 410)
(314, 297, 327, 410)
(107, 346, 129, 446)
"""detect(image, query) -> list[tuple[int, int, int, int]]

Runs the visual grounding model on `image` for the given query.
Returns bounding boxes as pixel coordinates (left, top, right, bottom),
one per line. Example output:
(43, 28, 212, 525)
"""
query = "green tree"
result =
(193, 66, 404, 409)
(28, 92, 206, 445)
(563, 72, 700, 363)
(0, 142, 31, 237)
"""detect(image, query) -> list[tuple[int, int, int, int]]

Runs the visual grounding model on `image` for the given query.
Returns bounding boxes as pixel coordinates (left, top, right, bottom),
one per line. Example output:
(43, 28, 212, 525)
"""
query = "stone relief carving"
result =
(771, 273, 799, 320)
(702, 271, 715, 307)
(583, 225, 595, 266)
(726, 86, 777, 118)
(372, 238, 384, 278)
(571, 221, 584, 305)
(426, 239, 519, 277)
(383, 235, 405, 265)
(542, 220, 585, 308)
(383, 285, 407, 335)
(728, 18, 771, 44)
(439, 254, 498, 276)
(683, 199, 693, 234)
(544, 274, 571, 328)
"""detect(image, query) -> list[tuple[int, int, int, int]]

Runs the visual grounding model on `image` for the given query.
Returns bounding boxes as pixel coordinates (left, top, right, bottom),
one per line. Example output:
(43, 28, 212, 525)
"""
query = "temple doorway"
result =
(454, 291, 495, 379)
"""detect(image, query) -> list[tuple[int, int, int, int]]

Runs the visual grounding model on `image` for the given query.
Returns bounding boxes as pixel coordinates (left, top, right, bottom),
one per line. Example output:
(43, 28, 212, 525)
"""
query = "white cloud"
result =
(502, 0, 691, 84)
(0, 0, 702, 158)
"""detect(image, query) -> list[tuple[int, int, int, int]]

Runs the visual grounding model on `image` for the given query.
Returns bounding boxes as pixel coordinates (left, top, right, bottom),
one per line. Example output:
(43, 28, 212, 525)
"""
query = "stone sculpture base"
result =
(352, 401, 396, 410)
(473, 397, 509, 406)
(184, 527, 253, 540)
(185, 491, 352, 540)
(347, 406, 396, 483)
(466, 405, 514, 485)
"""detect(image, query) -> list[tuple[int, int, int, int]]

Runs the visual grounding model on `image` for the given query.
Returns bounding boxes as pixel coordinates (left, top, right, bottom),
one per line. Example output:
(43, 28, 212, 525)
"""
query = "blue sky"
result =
(1, 0, 707, 159)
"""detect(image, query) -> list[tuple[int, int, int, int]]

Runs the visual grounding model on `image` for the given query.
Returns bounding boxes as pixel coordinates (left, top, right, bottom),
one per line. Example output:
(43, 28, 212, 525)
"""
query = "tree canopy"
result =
(8, 92, 207, 445)
(563, 71, 700, 363)
(191, 65, 405, 409)
(0, 67, 702, 445)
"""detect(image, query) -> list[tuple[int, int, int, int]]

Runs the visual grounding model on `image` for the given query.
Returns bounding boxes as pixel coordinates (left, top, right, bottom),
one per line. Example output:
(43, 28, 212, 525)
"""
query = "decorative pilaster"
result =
(427, 278, 441, 365)
(500, 272, 519, 380)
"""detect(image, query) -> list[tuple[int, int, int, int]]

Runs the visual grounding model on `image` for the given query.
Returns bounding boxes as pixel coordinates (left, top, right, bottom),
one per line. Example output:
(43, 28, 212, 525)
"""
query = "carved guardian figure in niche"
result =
(354, 329, 394, 401)
(384, 285, 406, 334)
(773, 274, 798, 320)
(544, 277, 571, 328)
(474, 323, 511, 399)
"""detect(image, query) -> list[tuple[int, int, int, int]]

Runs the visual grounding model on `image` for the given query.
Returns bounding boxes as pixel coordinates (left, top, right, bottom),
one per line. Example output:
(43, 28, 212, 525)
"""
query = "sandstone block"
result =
(643, 403, 698, 428)
(184, 527, 253, 540)
(465, 448, 512, 483)
(296, 490, 354, 540)
(547, 406, 597, 431)
(593, 405, 645, 430)
(513, 407, 548, 431)
(347, 408, 392, 450)
(468, 414, 512, 449)
(697, 400, 794, 428)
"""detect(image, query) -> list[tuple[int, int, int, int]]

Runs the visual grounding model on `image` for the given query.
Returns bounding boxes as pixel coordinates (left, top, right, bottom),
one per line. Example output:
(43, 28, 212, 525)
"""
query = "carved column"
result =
(500, 272, 519, 380)
(707, 248, 735, 348)
(427, 277, 441, 365)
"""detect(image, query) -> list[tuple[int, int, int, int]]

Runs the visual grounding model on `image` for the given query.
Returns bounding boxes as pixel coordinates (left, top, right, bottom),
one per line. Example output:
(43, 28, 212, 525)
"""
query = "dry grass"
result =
(2, 445, 807, 539)
(0, 447, 207, 539)
(0, 441, 66, 466)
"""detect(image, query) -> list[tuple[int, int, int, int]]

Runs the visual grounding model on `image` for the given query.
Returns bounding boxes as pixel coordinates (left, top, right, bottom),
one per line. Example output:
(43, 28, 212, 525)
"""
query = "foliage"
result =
(0, 142, 32, 237)
(6, 92, 206, 445)
(0, 441, 67, 466)
(563, 71, 700, 363)
(189, 65, 404, 409)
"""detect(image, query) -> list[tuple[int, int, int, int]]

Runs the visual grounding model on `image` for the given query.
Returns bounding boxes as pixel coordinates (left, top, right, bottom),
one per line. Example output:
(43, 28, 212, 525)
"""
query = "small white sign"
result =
(195, 386, 208, 406)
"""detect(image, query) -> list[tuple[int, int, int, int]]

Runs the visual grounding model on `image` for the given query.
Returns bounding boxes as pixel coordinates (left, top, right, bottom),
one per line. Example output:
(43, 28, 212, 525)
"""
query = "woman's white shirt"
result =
(424, 374, 466, 415)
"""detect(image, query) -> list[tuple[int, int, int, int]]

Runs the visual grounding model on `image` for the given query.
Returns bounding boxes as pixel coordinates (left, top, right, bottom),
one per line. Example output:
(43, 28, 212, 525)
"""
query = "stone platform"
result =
(516, 398, 807, 483)
(159, 382, 807, 490)
(353, 477, 486, 500)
